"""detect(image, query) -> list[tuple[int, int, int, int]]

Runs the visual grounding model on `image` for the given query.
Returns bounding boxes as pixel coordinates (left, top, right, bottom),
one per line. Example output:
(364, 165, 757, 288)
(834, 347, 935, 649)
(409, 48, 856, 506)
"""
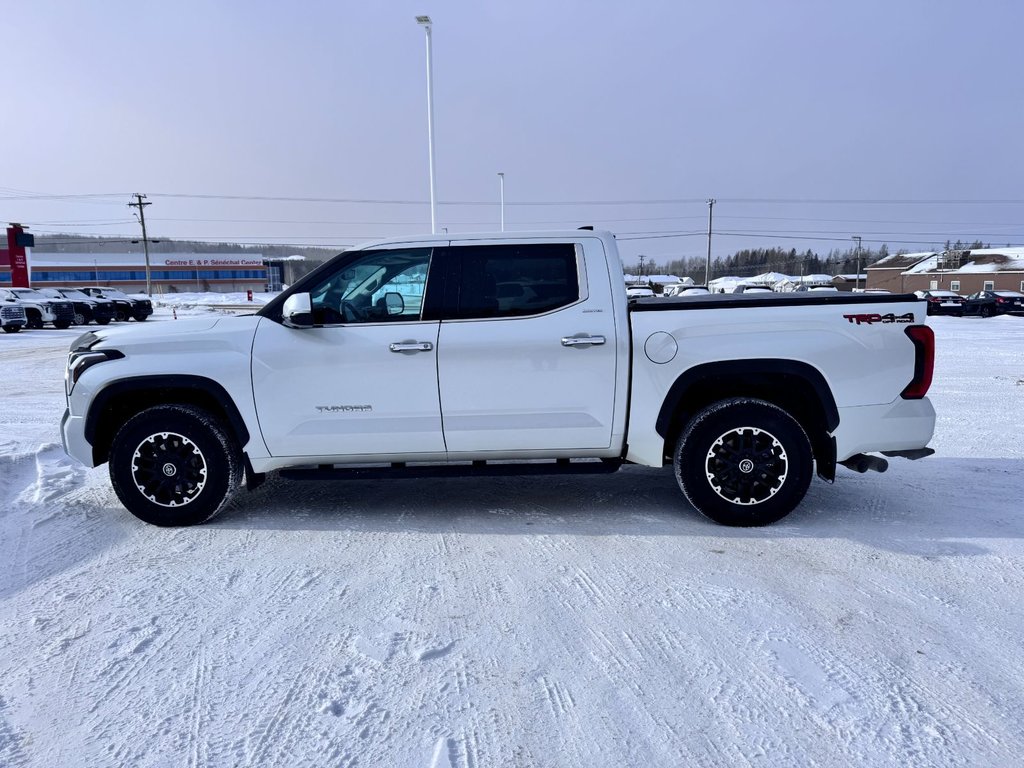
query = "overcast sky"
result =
(3, 0, 1023, 268)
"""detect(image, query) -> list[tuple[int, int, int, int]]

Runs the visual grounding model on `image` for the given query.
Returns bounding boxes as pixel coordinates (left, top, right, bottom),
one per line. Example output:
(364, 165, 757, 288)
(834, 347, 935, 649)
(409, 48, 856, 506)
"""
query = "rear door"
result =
(436, 239, 620, 455)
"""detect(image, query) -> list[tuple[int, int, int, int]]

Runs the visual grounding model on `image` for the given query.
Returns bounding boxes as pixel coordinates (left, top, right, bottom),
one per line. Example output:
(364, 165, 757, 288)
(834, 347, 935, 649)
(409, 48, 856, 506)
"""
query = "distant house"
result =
(866, 249, 1024, 294)
(831, 274, 868, 292)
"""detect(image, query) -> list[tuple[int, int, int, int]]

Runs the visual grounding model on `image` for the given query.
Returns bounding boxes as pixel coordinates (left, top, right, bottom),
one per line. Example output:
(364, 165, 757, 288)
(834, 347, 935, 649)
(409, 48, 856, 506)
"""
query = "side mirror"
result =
(282, 292, 313, 328)
(384, 292, 405, 316)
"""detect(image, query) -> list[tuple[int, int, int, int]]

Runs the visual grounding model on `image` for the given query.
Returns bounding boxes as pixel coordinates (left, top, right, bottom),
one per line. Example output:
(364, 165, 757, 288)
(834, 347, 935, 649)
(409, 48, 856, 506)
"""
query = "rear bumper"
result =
(833, 397, 935, 462)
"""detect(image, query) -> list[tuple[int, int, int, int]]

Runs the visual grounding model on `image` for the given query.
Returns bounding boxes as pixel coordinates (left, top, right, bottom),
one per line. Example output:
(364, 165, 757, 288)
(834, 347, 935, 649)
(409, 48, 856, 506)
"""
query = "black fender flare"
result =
(85, 375, 251, 463)
(655, 358, 840, 481)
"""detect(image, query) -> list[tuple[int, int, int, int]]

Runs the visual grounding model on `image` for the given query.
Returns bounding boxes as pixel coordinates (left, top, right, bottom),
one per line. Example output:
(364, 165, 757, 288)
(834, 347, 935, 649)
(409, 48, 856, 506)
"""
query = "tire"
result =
(95, 317, 111, 325)
(54, 320, 72, 329)
(981, 305, 993, 318)
(109, 404, 242, 526)
(73, 311, 88, 325)
(2, 325, 20, 333)
(114, 309, 127, 322)
(133, 313, 148, 322)
(674, 398, 813, 527)
(26, 310, 43, 330)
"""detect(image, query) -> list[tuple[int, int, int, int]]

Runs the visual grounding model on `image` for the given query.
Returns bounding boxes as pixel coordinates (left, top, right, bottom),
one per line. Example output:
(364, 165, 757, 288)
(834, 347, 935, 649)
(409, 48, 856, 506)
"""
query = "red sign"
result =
(5, 226, 30, 287)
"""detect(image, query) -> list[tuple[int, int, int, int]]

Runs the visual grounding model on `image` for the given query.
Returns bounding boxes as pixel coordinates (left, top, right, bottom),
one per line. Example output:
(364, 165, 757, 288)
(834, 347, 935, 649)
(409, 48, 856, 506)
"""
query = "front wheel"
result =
(109, 404, 242, 526)
(2, 325, 20, 333)
(54, 320, 72, 329)
(674, 398, 813, 526)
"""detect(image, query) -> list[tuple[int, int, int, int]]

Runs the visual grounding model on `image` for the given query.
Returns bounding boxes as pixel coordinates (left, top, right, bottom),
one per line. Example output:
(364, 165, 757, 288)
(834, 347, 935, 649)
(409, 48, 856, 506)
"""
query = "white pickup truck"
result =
(61, 230, 935, 527)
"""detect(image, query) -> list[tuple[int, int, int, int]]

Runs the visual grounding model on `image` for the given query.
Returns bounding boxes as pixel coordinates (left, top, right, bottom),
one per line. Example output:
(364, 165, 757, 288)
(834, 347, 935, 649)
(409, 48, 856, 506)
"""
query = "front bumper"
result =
(61, 407, 96, 466)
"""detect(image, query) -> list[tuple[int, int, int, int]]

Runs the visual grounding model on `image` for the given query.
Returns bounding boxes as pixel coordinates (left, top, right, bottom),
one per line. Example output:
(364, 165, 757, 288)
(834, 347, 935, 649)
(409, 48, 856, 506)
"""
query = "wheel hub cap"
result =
(705, 427, 788, 506)
(131, 432, 207, 508)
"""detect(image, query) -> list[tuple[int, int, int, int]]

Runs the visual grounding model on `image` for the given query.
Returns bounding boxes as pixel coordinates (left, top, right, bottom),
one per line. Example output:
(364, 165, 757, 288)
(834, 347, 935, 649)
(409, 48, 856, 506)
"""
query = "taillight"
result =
(927, 297, 940, 302)
(996, 297, 1008, 304)
(902, 325, 934, 399)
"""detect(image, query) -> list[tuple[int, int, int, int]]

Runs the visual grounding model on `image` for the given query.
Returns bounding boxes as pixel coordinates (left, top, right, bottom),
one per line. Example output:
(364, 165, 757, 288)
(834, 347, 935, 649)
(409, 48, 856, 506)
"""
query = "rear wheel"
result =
(73, 310, 88, 325)
(109, 404, 242, 526)
(981, 305, 994, 317)
(95, 317, 111, 325)
(674, 398, 813, 526)
(54, 319, 72, 329)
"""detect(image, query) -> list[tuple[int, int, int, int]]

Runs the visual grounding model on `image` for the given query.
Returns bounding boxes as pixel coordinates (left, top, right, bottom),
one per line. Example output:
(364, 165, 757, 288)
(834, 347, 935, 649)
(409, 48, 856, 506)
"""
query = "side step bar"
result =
(280, 458, 623, 482)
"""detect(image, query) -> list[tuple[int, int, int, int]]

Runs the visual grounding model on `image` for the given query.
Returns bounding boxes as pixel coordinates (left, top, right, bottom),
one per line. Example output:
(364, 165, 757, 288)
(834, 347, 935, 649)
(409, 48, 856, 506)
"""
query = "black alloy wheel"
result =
(109, 404, 242, 526)
(674, 398, 813, 526)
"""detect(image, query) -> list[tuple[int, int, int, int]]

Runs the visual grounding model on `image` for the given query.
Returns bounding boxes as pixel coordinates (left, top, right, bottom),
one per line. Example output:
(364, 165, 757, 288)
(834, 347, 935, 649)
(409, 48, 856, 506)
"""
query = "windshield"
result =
(60, 288, 92, 300)
(11, 288, 48, 302)
(100, 288, 130, 299)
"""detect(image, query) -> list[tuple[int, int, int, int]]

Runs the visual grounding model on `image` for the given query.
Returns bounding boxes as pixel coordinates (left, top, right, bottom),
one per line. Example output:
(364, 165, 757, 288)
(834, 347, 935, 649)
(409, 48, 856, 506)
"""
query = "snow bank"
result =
(1, 316, 1023, 765)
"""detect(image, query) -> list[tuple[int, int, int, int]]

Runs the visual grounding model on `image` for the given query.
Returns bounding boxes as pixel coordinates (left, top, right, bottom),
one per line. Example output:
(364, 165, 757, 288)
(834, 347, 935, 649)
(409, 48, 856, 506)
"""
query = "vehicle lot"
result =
(1, 312, 1023, 766)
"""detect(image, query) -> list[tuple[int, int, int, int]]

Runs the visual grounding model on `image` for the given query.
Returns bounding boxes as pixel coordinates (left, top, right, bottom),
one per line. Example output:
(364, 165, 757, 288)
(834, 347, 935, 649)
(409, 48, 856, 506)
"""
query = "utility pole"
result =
(852, 235, 862, 290)
(704, 199, 716, 286)
(128, 193, 153, 295)
(637, 254, 647, 285)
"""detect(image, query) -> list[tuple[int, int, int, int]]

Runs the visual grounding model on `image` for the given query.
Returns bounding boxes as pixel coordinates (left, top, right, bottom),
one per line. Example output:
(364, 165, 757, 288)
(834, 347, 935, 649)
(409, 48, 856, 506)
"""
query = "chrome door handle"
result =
(561, 335, 606, 347)
(389, 341, 433, 353)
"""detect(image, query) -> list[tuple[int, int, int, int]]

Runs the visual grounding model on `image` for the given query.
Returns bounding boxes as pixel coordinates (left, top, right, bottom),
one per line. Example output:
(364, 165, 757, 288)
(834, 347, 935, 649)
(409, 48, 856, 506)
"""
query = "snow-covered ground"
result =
(1, 312, 1022, 767)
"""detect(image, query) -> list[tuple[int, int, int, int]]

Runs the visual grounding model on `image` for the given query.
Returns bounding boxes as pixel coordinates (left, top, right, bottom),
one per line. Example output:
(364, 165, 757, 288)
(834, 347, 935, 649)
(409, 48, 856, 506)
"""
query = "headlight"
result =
(65, 348, 123, 395)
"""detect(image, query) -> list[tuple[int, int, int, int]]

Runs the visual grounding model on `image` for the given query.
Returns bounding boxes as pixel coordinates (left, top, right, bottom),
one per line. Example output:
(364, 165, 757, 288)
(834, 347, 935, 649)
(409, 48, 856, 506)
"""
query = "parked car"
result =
(0, 294, 28, 333)
(78, 287, 153, 321)
(39, 288, 115, 326)
(795, 285, 839, 293)
(961, 290, 1024, 317)
(914, 290, 966, 316)
(732, 285, 774, 294)
(674, 286, 711, 297)
(0, 287, 74, 329)
(62, 229, 935, 529)
(662, 282, 702, 298)
(626, 286, 656, 298)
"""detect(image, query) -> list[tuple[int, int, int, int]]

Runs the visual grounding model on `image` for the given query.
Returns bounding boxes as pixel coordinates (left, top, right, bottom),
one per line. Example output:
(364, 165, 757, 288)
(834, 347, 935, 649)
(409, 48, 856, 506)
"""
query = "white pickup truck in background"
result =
(61, 230, 935, 527)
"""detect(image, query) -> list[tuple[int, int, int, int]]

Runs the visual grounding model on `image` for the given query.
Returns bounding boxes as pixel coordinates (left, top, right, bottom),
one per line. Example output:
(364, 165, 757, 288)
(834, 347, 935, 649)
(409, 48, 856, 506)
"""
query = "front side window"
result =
(308, 248, 431, 325)
(452, 243, 580, 320)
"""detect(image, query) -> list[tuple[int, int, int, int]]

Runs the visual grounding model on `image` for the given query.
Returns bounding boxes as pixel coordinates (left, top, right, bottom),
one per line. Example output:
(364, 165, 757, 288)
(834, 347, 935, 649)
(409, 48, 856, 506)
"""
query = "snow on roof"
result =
(870, 252, 936, 270)
(903, 254, 939, 274)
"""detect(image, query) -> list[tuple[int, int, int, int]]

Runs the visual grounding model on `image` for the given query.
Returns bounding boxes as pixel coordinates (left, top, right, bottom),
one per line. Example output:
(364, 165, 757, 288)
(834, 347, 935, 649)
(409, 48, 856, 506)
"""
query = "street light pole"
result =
(416, 15, 438, 234)
(497, 172, 505, 232)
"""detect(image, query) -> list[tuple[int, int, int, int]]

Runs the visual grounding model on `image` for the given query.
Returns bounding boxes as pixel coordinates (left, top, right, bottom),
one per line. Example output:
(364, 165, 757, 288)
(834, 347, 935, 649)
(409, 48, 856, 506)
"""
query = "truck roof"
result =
(351, 229, 617, 251)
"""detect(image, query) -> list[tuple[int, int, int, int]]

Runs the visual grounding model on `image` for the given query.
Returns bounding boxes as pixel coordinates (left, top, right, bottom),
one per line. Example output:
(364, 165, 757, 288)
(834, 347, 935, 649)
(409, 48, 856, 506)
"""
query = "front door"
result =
(251, 247, 446, 459)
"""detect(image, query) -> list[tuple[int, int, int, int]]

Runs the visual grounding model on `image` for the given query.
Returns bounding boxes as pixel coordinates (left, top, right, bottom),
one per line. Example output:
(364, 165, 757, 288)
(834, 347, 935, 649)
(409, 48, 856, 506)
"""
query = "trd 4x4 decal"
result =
(843, 312, 914, 325)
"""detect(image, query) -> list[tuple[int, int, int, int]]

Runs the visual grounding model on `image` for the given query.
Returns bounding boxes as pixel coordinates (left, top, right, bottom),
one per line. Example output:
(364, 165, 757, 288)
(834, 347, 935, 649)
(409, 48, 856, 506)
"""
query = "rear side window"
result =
(451, 243, 580, 319)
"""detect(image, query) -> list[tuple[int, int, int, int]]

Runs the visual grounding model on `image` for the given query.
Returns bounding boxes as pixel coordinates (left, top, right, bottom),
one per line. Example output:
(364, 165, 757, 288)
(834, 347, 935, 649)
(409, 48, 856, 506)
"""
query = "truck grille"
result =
(1, 305, 27, 322)
(52, 301, 75, 321)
